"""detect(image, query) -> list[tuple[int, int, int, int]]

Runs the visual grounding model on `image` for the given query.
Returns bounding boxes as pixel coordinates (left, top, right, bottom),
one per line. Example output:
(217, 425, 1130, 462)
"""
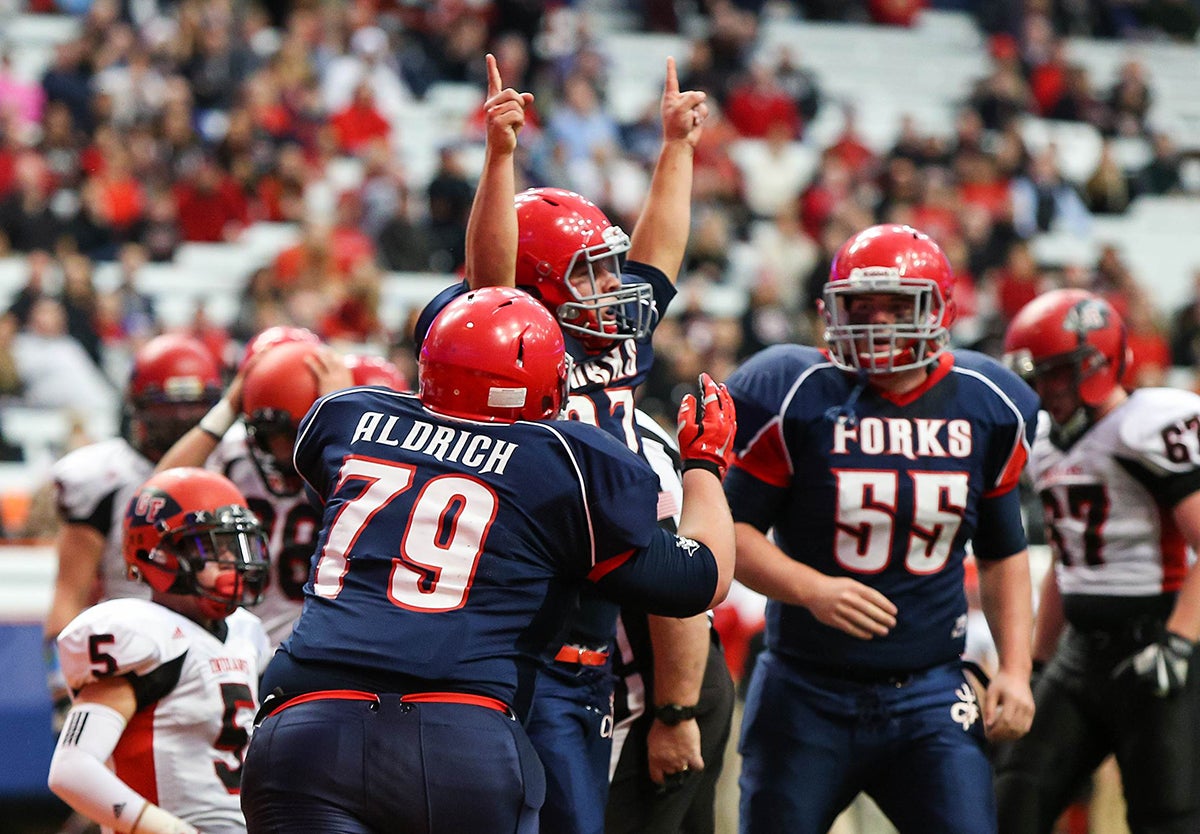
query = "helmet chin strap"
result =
(1049, 405, 1094, 450)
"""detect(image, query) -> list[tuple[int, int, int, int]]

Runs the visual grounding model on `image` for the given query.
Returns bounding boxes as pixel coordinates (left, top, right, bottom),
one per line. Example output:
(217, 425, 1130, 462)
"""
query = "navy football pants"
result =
(524, 660, 615, 834)
(738, 651, 996, 834)
(241, 696, 544, 834)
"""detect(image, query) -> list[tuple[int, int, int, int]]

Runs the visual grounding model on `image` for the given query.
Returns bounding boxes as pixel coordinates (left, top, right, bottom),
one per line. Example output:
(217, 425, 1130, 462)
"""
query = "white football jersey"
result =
(1028, 388, 1200, 597)
(58, 598, 270, 832)
(207, 424, 321, 646)
(53, 438, 154, 603)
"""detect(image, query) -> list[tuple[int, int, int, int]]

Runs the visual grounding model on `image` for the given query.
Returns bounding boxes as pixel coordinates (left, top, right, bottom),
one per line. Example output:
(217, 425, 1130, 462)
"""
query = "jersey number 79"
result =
(311, 456, 499, 611)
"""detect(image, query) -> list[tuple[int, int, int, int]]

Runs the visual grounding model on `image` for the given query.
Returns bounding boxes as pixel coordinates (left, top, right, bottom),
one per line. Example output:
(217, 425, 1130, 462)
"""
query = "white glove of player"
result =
(1113, 631, 1194, 698)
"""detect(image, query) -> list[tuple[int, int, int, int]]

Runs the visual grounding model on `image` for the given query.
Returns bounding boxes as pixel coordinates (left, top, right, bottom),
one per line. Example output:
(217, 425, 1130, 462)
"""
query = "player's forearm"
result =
(648, 613, 710, 706)
(627, 139, 694, 282)
(978, 551, 1034, 676)
(1167, 492, 1200, 641)
(44, 526, 105, 638)
(1031, 559, 1065, 662)
(733, 521, 824, 609)
(678, 469, 734, 607)
(464, 148, 518, 289)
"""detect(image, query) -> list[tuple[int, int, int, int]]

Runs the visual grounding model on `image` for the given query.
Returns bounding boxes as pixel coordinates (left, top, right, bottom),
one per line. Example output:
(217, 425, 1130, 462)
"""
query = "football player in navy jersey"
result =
(725, 224, 1038, 834)
(414, 55, 730, 834)
(239, 287, 736, 834)
(995, 290, 1200, 834)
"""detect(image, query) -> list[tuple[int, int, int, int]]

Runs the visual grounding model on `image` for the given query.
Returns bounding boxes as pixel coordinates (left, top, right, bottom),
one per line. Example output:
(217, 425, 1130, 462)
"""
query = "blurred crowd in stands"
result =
(1, 0, 1199, 462)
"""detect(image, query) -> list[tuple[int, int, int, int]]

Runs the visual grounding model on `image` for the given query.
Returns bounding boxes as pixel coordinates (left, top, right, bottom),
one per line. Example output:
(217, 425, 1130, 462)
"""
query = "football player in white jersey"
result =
(44, 334, 223, 726)
(156, 333, 353, 646)
(48, 467, 271, 834)
(996, 289, 1200, 834)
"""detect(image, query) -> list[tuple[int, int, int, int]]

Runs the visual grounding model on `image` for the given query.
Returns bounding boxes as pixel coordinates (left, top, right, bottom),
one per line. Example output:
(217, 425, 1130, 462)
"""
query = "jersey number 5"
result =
(833, 470, 969, 574)
(311, 456, 499, 611)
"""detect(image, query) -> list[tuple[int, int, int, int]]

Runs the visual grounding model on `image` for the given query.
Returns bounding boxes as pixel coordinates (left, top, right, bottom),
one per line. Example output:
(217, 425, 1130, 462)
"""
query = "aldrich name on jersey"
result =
(831, 417, 973, 460)
(351, 412, 518, 475)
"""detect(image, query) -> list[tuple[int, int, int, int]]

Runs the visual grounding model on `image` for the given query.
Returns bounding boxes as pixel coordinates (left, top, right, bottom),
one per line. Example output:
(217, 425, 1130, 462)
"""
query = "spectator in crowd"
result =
(1134, 132, 1183, 196)
(172, 151, 249, 243)
(0, 150, 61, 254)
(1108, 60, 1152, 137)
(542, 72, 621, 194)
(13, 297, 116, 415)
(1010, 149, 1092, 238)
(1123, 293, 1172, 389)
(724, 59, 803, 140)
(1168, 270, 1200, 371)
(425, 144, 474, 273)
(330, 82, 392, 154)
(321, 25, 413, 133)
(1085, 142, 1133, 214)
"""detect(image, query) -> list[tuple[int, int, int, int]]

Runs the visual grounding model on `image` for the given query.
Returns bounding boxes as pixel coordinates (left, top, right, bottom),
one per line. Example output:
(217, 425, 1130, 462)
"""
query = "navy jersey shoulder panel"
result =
(725, 344, 833, 448)
(413, 279, 469, 354)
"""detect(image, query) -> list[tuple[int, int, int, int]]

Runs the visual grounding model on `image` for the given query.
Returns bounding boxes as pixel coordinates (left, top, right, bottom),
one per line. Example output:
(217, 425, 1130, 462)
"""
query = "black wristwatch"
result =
(654, 703, 699, 725)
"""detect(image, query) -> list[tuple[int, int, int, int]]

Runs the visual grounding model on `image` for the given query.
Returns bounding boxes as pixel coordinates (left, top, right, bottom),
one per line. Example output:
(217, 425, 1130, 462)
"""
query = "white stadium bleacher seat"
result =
(379, 271, 456, 333)
(600, 31, 690, 125)
(1019, 118, 1104, 185)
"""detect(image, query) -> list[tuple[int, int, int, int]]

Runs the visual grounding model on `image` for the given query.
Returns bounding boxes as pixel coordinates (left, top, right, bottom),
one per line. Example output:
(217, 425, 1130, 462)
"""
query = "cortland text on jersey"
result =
(831, 417, 973, 460)
(571, 340, 640, 390)
(351, 412, 518, 475)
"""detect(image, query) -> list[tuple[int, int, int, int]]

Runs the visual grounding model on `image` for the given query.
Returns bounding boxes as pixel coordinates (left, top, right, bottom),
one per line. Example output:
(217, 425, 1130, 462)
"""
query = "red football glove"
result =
(677, 373, 737, 479)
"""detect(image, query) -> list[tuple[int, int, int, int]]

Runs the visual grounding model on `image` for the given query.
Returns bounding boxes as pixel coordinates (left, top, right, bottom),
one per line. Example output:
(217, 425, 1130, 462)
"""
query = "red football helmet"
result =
(127, 333, 223, 462)
(345, 353, 409, 391)
(820, 224, 956, 374)
(241, 341, 324, 496)
(419, 287, 568, 423)
(238, 325, 321, 372)
(1003, 288, 1128, 410)
(124, 468, 268, 620)
(514, 187, 653, 347)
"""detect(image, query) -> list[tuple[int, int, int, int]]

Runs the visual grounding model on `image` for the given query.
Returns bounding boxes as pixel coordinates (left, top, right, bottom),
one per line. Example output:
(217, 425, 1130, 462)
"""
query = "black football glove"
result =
(1113, 631, 1194, 698)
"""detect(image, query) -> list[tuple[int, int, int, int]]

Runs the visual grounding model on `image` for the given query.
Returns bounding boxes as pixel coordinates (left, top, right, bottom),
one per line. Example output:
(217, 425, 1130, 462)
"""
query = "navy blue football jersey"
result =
(282, 387, 708, 706)
(415, 265, 676, 649)
(724, 346, 1039, 672)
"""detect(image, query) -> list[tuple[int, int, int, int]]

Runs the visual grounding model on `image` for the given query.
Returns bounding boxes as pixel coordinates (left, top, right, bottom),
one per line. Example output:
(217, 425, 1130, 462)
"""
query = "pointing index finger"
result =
(486, 53, 502, 98)
(665, 56, 679, 95)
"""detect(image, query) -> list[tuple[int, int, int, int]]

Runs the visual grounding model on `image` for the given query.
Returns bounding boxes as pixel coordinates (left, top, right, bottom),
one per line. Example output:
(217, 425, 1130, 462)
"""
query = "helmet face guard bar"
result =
(822, 276, 949, 374)
(555, 226, 657, 342)
(157, 505, 270, 610)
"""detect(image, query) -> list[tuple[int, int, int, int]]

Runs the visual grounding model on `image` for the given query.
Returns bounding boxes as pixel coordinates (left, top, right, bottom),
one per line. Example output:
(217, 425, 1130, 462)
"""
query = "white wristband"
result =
(132, 802, 200, 834)
(198, 399, 237, 439)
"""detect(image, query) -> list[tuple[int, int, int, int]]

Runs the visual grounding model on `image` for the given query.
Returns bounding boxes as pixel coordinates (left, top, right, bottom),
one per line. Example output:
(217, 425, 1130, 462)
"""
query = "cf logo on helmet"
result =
(1063, 300, 1109, 338)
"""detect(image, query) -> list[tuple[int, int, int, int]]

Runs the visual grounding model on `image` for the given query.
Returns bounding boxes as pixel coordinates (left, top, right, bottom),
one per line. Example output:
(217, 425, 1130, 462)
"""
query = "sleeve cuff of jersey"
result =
(973, 487, 1028, 561)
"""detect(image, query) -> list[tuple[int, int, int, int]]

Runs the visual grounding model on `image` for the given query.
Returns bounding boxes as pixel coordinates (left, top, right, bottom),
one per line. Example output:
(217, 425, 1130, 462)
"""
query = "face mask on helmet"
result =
(515, 188, 656, 349)
(820, 224, 956, 376)
(553, 227, 657, 347)
(126, 334, 223, 461)
(154, 505, 270, 619)
(821, 271, 951, 374)
(240, 341, 323, 496)
(245, 411, 303, 497)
